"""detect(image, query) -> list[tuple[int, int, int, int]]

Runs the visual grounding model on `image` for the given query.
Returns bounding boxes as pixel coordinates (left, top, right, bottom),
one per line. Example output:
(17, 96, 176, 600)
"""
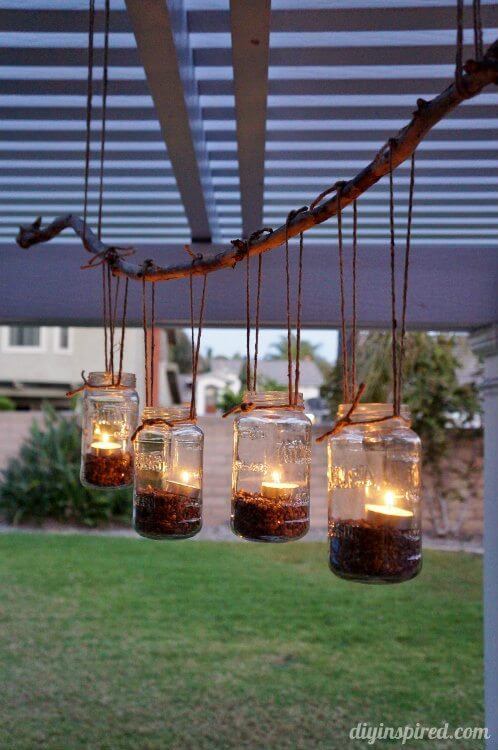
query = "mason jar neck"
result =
(243, 390, 304, 409)
(337, 402, 411, 423)
(87, 371, 136, 389)
(142, 405, 191, 422)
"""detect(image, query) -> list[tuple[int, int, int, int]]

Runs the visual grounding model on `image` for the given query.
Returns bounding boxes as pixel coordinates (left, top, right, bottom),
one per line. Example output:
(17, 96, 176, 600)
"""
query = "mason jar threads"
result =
(327, 403, 422, 584)
(133, 406, 203, 540)
(231, 391, 312, 542)
(80, 371, 139, 489)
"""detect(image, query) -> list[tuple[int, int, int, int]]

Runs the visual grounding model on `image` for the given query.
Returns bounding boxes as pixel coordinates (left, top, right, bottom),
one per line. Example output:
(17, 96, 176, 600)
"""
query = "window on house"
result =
(58, 327, 69, 350)
(8, 326, 41, 347)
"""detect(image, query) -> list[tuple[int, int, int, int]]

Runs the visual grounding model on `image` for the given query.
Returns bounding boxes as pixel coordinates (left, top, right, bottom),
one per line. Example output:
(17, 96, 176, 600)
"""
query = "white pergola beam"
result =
(470, 327, 498, 750)
(229, 0, 270, 237)
(124, 0, 220, 242)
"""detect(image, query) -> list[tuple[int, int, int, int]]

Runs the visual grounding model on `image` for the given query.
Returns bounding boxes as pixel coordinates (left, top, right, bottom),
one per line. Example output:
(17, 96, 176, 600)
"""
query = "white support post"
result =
(471, 324, 498, 750)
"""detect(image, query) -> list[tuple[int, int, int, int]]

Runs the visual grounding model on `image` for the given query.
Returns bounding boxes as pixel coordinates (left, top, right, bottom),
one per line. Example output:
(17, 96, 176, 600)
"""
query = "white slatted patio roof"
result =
(0, 0, 497, 327)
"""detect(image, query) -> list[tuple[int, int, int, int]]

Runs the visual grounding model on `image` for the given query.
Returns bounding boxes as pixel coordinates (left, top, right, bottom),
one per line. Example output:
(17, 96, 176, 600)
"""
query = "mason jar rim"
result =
(243, 390, 304, 408)
(337, 402, 411, 422)
(142, 404, 191, 420)
(87, 371, 136, 388)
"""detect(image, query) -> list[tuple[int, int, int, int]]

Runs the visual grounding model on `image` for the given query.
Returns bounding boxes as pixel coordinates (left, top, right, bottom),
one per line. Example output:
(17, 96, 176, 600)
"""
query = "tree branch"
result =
(16, 41, 498, 282)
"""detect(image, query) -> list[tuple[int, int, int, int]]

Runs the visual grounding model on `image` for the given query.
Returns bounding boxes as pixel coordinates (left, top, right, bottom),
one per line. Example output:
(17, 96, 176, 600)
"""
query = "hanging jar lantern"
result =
(80, 371, 139, 489)
(327, 403, 422, 584)
(231, 391, 311, 542)
(133, 405, 203, 540)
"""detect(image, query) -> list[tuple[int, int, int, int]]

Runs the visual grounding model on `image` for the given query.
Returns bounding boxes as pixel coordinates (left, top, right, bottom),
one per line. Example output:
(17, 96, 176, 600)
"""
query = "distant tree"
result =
(169, 329, 207, 374)
(0, 396, 15, 411)
(322, 332, 481, 537)
(217, 386, 243, 413)
(258, 377, 287, 392)
(217, 377, 287, 413)
(266, 334, 330, 374)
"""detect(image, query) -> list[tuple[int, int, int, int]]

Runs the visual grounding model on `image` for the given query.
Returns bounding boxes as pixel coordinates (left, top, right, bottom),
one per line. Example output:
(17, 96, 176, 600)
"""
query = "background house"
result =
(183, 355, 324, 416)
(0, 325, 176, 409)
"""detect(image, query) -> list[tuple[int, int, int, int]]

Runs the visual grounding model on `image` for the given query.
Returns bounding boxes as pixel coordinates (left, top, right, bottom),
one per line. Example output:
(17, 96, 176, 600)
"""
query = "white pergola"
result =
(0, 0, 497, 743)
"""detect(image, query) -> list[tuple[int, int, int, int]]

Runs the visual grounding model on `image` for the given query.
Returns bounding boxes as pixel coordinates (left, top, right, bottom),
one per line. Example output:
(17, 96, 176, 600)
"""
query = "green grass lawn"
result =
(0, 534, 483, 750)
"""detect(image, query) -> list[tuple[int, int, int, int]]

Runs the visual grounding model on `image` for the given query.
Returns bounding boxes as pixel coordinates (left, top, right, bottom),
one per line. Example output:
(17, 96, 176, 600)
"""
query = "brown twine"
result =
(455, 0, 466, 95)
(454, 0, 478, 98)
(151, 281, 156, 407)
(111, 274, 121, 359)
(351, 200, 358, 395)
(284, 216, 293, 405)
(397, 152, 416, 415)
(83, 0, 95, 237)
(188, 255, 208, 420)
(294, 230, 305, 405)
(66, 370, 128, 398)
(473, 0, 483, 60)
(245, 243, 251, 390)
(253, 253, 263, 389)
(97, 0, 110, 243)
(133, 253, 206, 438)
(310, 180, 352, 401)
(223, 400, 305, 419)
(117, 277, 129, 384)
(80, 245, 134, 271)
(142, 274, 149, 406)
(141, 264, 157, 407)
(389, 140, 398, 416)
(236, 228, 273, 393)
(284, 207, 308, 406)
(188, 259, 196, 412)
(131, 416, 196, 443)
(107, 262, 115, 381)
(316, 383, 410, 443)
(336, 183, 349, 404)
(101, 264, 109, 370)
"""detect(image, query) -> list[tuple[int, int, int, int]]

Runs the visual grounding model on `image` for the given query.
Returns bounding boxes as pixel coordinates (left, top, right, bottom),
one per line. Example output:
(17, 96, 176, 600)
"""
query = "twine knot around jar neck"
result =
(66, 369, 136, 398)
(337, 403, 411, 423)
(222, 390, 305, 418)
(131, 405, 196, 442)
(87, 371, 136, 389)
(316, 384, 411, 443)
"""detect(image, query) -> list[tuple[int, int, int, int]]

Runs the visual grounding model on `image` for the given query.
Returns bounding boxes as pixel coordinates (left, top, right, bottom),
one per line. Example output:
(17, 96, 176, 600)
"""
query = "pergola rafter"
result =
(17, 38, 498, 281)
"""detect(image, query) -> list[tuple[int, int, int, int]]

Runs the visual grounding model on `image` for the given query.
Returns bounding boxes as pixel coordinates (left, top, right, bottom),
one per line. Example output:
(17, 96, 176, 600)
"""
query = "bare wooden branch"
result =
(16, 41, 498, 282)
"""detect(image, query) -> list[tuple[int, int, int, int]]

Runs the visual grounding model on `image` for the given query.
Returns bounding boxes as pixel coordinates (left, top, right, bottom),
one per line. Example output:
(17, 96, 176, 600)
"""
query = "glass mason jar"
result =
(231, 391, 312, 542)
(327, 403, 422, 584)
(80, 371, 139, 489)
(133, 406, 203, 540)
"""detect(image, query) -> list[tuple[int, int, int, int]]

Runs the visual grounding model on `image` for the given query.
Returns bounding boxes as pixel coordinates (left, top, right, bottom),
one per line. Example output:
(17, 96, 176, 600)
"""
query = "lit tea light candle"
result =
(365, 489, 413, 530)
(261, 471, 299, 501)
(90, 430, 122, 456)
(165, 471, 200, 500)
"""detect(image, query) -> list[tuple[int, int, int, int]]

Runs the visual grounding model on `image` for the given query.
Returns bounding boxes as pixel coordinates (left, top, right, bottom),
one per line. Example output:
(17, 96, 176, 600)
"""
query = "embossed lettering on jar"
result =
(133, 406, 203, 540)
(80, 371, 139, 489)
(231, 391, 312, 542)
(327, 403, 422, 584)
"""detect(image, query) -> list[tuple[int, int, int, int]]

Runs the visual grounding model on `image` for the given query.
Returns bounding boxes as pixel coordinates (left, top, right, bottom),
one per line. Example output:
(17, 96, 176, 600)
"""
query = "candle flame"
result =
(384, 490, 396, 508)
(181, 470, 191, 484)
(101, 432, 110, 445)
(271, 470, 281, 484)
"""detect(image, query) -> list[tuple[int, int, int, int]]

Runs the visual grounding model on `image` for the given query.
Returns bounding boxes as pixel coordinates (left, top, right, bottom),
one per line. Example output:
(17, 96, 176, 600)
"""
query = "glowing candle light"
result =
(261, 470, 299, 501)
(90, 429, 122, 455)
(165, 470, 200, 500)
(365, 488, 414, 530)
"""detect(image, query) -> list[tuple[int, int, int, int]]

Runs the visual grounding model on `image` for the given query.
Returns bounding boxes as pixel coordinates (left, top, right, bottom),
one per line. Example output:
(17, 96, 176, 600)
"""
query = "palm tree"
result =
(267, 334, 322, 362)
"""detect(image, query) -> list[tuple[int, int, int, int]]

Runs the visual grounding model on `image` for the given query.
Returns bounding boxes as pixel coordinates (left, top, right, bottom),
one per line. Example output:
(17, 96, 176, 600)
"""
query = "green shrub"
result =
(0, 396, 15, 411)
(0, 404, 131, 527)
